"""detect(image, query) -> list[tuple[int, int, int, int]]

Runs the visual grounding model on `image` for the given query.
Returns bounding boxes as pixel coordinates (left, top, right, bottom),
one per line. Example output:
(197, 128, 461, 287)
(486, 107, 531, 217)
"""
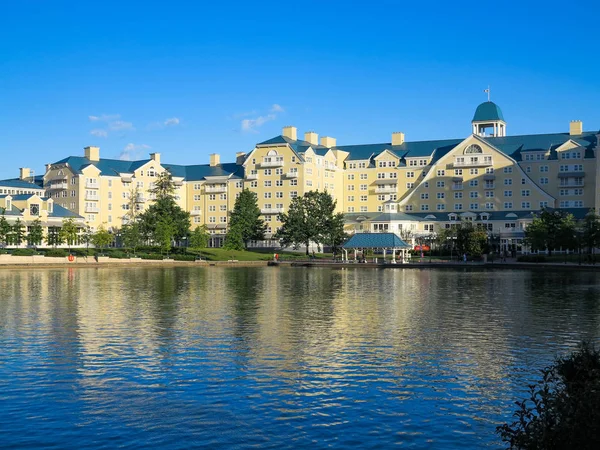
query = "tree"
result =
(46, 227, 64, 248)
(497, 342, 600, 449)
(121, 222, 142, 256)
(139, 171, 190, 243)
(27, 219, 44, 249)
(0, 214, 11, 248)
(189, 225, 210, 250)
(91, 226, 113, 254)
(223, 224, 244, 251)
(525, 209, 577, 256)
(80, 224, 93, 251)
(581, 209, 600, 262)
(228, 189, 266, 249)
(455, 222, 488, 257)
(59, 217, 79, 252)
(276, 191, 340, 255)
(153, 218, 175, 255)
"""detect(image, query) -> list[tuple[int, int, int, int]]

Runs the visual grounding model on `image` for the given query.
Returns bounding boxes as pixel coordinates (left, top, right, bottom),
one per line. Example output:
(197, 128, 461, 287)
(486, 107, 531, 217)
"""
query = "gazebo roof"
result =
(342, 232, 411, 249)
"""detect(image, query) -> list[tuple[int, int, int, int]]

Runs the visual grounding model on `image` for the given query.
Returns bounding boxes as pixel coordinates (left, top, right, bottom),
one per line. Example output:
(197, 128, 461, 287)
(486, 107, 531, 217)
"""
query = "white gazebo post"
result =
(392, 248, 396, 264)
(354, 249, 357, 262)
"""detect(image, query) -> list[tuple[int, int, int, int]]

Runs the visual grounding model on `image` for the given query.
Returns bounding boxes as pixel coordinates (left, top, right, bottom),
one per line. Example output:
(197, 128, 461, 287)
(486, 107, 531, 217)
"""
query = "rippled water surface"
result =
(1, 266, 600, 449)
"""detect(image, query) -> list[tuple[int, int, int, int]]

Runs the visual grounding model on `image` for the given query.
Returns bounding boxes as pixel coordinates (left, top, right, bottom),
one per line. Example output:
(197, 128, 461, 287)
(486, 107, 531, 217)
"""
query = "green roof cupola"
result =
(471, 89, 506, 137)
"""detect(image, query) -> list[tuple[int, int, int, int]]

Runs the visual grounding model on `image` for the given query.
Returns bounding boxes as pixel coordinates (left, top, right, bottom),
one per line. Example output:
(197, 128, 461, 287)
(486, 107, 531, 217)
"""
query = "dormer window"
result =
(6, 199, 11, 210)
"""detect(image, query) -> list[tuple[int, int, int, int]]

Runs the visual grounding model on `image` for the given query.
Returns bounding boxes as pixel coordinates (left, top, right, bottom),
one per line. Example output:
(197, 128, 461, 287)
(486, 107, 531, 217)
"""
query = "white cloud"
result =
(119, 143, 150, 161)
(270, 104, 284, 113)
(89, 114, 120, 122)
(90, 129, 108, 138)
(164, 117, 180, 126)
(241, 114, 276, 133)
(109, 120, 135, 131)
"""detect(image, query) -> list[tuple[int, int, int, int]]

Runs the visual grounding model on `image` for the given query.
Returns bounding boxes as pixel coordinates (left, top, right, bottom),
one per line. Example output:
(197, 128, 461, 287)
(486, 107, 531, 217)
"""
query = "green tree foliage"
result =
(27, 219, 44, 248)
(91, 226, 114, 253)
(189, 225, 210, 250)
(139, 171, 190, 242)
(525, 209, 576, 256)
(227, 189, 266, 248)
(497, 342, 600, 450)
(59, 217, 79, 251)
(581, 209, 600, 260)
(121, 222, 142, 256)
(12, 218, 26, 246)
(46, 227, 64, 248)
(276, 191, 344, 255)
(455, 222, 488, 257)
(154, 218, 175, 255)
(80, 225, 93, 250)
(223, 224, 245, 251)
(0, 214, 11, 247)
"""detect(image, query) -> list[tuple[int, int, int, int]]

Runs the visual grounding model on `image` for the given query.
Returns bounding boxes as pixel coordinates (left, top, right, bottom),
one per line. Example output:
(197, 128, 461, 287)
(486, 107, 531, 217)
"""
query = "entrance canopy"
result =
(343, 232, 410, 249)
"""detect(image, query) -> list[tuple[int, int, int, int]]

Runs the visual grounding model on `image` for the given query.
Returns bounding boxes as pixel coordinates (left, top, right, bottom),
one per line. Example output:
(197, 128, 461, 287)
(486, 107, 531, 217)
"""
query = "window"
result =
(360, 173, 368, 180)
(521, 190, 530, 197)
(276, 192, 284, 198)
(209, 205, 216, 212)
(540, 165, 549, 172)
(290, 191, 298, 198)
(275, 180, 283, 187)
(405, 205, 413, 211)
(347, 184, 355, 191)
(220, 216, 227, 223)
(470, 191, 478, 198)
(485, 191, 494, 198)
(377, 194, 385, 201)
(209, 194, 216, 201)
(504, 178, 513, 185)
(486, 167, 494, 174)
(470, 168, 478, 175)
(250, 181, 258, 188)
(436, 181, 445, 188)
(436, 204, 445, 211)
(503, 167, 513, 174)
(347, 206, 355, 212)
(360, 184, 367, 191)
(485, 202, 494, 209)
(470, 203, 479, 210)
(526, 166, 531, 173)
(521, 202, 531, 209)
(421, 204, 429, 211)
(264, 180, 271, 187)
(539, 177, 548, 185)
(423, 182, 429, 188)
(454, 169, 463, 176)
(275, 168, 283, 175)
(454, 192, 463, 199)
(71, 177, 76, 185)
(454, 203, 463, 210)
(360, 195, 367, 202)
(421, 193, 429, 200)
(469, 180, 478, 187)
(264, 192, 272, 199)
(406, 182, 414, 189)
(290, 179, 297, 186)
(504, 202, 513, 209)
(504, 190, 512, 197)
(539, 201, 548, 208)
(348, 174, 355, 180)
(406, 171, 415, 178)
(437, 169, 445, 176)
(220, 194, 227, 200)
(437, 192, 445, 199)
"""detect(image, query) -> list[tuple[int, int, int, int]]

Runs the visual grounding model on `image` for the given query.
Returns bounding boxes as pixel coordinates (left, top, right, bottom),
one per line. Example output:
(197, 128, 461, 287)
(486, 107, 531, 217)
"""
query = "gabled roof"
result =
(343, 232, 410, 249)
(52, 156, 150, 176)
(49, 204, 83, 218)
(163, 162, 244, 181)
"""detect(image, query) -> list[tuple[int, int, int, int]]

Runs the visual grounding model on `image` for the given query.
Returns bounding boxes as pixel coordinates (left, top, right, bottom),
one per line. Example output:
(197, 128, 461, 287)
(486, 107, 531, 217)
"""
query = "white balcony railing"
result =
(85, 206, 99, 213)
(454, 159, 493, 167)
(205, 186, 227, 193)
(286, 171, 299, 178)
(261, 159, 284, 168)
(84, 194, 99, 201)
(375, 186, 398, 194)
(246, 173, 259, 180)
(261, 207, 284, 215)
(191, 209, 202, 216)
(85, 182, 99, 189)
(49, 183, 68, 190)
(560, 182, 585, 187)
(135, 196, 146, 203)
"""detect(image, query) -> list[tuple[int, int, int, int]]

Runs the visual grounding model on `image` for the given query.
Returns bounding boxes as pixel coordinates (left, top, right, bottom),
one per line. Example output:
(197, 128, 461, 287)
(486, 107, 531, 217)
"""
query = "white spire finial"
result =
(484, 85, 491, 102)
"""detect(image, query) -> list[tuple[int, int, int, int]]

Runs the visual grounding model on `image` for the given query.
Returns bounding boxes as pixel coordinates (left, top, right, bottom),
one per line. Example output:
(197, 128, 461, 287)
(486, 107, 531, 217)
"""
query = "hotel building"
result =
(39, 101, 598, 251)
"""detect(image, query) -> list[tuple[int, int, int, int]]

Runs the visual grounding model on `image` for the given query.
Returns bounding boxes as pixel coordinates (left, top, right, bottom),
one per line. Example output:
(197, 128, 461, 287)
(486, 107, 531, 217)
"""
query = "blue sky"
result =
(1, 0, 599, 179)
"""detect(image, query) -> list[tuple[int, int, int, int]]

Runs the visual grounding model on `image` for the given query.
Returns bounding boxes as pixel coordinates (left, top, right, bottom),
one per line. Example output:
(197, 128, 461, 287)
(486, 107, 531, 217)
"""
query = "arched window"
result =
(267, 150, 278, 156)
(465, 144, 483, 154)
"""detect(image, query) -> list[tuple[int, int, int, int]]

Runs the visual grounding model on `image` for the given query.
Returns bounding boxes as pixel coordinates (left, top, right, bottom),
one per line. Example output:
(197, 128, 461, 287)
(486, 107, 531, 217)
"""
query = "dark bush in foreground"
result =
(497, 342, 600, 449)
(44, 249, 68, 258)
(10, 248, 37, 256)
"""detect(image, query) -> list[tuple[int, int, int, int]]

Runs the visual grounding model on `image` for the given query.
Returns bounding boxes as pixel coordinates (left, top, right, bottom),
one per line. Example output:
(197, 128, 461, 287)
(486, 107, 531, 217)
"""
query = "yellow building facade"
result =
(37, 101, 598, 251)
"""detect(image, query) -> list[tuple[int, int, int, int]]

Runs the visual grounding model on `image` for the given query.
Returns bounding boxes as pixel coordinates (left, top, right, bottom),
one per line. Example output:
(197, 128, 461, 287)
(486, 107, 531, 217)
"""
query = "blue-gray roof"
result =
(370, 212, 424, 222)
(0, 178, 44, 190)
(49, 204, 82, 218)
(343, 232, 410, 249)
(473, 101, 505, 122)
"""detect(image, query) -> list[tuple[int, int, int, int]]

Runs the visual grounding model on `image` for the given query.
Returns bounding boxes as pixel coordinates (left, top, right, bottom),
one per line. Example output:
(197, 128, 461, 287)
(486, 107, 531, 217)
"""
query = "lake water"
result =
(1, 266, 599, 449)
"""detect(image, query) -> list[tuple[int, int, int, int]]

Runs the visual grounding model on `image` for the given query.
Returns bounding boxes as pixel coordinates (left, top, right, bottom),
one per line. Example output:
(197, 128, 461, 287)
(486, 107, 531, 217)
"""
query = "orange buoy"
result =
(68, 254, 74, 262)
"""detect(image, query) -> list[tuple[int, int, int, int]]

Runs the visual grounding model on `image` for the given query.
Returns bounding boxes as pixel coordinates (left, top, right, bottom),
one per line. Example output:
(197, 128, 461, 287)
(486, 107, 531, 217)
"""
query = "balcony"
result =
(285, 171, 298, 178)
(260, 159, 284, 168)
(452, 184, 464, 190)
(48, 182, 68, 190)
(135, 196, 146, 203)
(191, 209, 202, 216)
(85, 182, 99, 189)
(560, 181, 585, 187)
(205, 185, 227, 193)
(246, 173, 259, 180)
(484, 184, 495, 189)
(85, 206, 99, 213)
(84, 194, 99, 201)
(375, 186, 398, 194)
(261, 207, 284, 215)
(454, 159, 493, 167)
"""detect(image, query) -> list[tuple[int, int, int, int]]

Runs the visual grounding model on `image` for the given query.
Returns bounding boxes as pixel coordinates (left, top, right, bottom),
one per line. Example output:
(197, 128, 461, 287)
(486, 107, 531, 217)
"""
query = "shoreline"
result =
(1, 257, 599, 271)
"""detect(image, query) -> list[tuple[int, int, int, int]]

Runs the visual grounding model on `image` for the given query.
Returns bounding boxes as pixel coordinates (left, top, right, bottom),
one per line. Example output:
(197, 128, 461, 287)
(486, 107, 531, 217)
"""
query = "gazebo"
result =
(342, 232, 411, 264)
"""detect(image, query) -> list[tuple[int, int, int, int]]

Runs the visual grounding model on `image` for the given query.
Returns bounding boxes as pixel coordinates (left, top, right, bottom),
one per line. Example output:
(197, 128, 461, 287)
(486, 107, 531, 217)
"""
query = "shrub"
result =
(139, 253, 163, 260)
(173, 254, 196, 261)
(497, 342, 600, 449)
(10, 248, 37, 256)
(44, 249, 68, 258)
(108, 250, 128, 259)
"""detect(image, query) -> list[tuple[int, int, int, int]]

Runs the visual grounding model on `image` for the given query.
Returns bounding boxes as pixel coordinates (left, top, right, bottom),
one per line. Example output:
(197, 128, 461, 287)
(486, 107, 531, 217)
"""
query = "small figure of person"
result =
(463, 253, 467, 263)
(312, 250, 316, 259)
